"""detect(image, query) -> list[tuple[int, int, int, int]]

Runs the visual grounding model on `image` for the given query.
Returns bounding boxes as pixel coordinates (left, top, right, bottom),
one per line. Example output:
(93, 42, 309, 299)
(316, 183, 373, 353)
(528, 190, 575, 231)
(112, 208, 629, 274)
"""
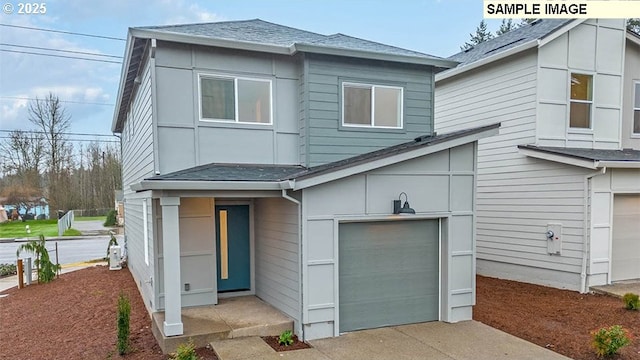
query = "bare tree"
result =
(0, 130, 44, 189)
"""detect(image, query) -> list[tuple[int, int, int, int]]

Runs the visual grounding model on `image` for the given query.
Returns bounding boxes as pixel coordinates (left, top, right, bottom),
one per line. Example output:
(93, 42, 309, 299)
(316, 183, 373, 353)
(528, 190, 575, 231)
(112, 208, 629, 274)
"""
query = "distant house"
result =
(114, 190, 124, 226)
(112, 18, 497, 344)
(0, 196, 49, 219)
(435, 19, 640, 292)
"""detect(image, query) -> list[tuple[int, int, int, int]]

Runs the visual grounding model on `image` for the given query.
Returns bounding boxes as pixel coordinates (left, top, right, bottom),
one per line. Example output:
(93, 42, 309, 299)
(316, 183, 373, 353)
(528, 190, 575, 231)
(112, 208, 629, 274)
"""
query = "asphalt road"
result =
(0, 235, 122, 265)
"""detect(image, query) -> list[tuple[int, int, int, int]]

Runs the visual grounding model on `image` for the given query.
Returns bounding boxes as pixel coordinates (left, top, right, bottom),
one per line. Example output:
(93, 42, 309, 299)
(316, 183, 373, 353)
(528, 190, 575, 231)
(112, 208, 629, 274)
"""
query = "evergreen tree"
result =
(628, 18, 640, 35)
(461, 20, 494, 51)
(496, 19, 517, 36)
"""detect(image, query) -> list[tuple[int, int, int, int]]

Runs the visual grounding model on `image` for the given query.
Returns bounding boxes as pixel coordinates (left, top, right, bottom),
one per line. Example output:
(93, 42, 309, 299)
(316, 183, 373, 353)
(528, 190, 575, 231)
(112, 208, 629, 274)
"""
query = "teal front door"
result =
(215, 205, 251, 292)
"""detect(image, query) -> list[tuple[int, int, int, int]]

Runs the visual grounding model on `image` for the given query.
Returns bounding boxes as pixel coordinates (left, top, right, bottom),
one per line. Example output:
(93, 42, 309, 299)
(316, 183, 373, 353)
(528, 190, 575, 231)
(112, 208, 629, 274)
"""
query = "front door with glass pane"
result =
(215, 205, 251, 292)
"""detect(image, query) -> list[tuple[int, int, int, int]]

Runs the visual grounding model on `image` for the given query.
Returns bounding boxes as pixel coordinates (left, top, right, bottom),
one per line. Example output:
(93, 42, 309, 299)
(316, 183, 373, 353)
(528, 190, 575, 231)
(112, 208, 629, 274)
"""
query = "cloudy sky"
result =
(0, 0, 494, 141)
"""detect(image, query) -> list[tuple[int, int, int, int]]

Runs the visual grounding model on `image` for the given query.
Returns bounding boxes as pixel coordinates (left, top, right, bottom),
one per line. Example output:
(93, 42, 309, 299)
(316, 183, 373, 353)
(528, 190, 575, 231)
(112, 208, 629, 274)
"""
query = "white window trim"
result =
(198, 73, 273, 125)
(143, 199, 149, 266)
(341, 82, 404, 129)
(568, 72, 594, 131)
(633, 80, 640, 135)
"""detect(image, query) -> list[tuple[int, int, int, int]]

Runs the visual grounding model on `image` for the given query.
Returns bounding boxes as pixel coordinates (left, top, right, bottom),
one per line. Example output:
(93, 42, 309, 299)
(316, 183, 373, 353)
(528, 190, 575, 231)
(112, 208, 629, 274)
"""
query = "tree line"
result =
(0, 93, 122, 218)
(462, 18, 640, 51)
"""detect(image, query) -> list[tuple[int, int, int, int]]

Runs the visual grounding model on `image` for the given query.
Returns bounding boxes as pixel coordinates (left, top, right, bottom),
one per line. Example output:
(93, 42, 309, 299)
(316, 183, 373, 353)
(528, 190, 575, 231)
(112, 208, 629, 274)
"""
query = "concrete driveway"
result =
(211, 321, 571, 360)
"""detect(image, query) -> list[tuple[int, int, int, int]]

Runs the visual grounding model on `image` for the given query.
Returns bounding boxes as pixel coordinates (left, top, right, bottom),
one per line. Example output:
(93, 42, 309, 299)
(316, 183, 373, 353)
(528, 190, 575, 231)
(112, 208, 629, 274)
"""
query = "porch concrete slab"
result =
(152, 296, 293, 354)
(210, 336, 274, 360)
(394, 321, 571, 360)
(591, 280, 640, 298)
(310, 326, 454, 360)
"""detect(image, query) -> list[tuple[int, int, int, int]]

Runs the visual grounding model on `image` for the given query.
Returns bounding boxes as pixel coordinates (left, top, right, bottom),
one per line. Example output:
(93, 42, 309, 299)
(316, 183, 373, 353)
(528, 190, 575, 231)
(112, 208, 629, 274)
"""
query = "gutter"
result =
(132, 180, 293, 192)
(581, 167, 607, 294)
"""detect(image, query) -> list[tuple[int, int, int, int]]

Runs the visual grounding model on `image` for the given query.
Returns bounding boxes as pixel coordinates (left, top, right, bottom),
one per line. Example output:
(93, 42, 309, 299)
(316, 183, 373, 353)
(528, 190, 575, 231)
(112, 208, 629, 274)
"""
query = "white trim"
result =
(597, 161, 640, 168)
(568, 72, 594, 131)
(538, 19, 586, 47)
(633, 81, 640, 135)
(627, 31, 640, 47)
(134, 180, 288, 192)
(518, 148, 598, 169)
(143, 198, 149, 266)
(198, 73, 273, 125)
(341, 82, 403, 129)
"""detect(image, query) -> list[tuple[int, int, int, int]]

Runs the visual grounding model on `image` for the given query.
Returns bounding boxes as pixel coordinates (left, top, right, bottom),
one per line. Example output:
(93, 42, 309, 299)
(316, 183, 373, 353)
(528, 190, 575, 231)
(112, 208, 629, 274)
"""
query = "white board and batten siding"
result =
(622, 38, 640, 149)
(153, 42, 300, 175)
(537, 19, 626, 150)
(300, 144, 477, 340)
(121, 53, 156, 311)
(254, 198, 301, 330)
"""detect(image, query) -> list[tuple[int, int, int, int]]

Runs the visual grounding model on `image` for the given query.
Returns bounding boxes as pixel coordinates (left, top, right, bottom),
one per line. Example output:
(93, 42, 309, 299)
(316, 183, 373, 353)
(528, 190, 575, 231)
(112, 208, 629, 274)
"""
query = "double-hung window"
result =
(634, 82, 640, 135)
(200, 75, 272, 124)
(569, 73, 593, 129)
(342, 83, 403, 128)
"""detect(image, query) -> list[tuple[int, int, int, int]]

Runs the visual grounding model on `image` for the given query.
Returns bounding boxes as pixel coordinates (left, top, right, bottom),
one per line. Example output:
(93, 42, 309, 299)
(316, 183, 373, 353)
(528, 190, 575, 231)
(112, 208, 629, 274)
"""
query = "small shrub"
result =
(0, 263, 17, 276)
(591, 325, 631, 357)
(117, 292, 131, 355)
(278, 330, 294, 346)
(623, 293, 640, 311)
(104, 209, 117, 227)
(105, 232, 118, 260)
(171, 339, 199, 360)
(16, 234, 61, 283)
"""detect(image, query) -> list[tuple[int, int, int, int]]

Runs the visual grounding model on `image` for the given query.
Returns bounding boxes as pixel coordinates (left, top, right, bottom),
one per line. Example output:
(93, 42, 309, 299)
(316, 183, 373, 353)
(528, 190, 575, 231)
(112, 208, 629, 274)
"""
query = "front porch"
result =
(591, 279, 640, 298)
(151, 296, 294, 353)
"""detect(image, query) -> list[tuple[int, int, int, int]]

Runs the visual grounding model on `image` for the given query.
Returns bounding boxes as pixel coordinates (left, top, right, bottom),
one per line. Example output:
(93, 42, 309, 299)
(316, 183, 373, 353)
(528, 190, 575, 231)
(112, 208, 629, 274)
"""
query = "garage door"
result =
(611, 195, 640, 282)
(339, 220, 439, 333)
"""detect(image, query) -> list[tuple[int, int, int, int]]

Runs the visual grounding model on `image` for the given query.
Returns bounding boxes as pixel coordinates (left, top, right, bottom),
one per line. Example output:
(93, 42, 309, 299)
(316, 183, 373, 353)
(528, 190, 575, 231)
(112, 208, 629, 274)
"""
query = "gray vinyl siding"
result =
(121, 53, 156, 310)
(436, 50, 590, 289)
(305, 54, 434, 166)
(254, 197, 301, 326)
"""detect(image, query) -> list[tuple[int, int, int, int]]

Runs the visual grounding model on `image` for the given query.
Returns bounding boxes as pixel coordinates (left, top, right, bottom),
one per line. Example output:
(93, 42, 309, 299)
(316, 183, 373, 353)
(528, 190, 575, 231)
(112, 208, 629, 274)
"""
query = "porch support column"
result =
(160, 196, 183, 336)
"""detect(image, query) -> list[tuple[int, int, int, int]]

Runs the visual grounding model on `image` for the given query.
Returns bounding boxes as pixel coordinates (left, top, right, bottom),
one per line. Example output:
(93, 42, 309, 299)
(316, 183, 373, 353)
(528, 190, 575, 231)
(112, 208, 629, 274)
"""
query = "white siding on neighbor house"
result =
(622, 40, 640, 149)
(537, 19, 626, 149)
(254, 197, 301, 329)
(153, 42, 300, 175)
(300, 145, 476, 340)
(436, 49, 592, 290)
(121, 53, 156, 311)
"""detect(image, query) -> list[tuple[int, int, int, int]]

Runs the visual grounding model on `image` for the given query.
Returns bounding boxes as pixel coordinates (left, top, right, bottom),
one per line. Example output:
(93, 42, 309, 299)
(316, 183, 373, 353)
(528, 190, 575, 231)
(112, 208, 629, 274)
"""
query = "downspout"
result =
(581, 167, 607, 293)
(281, 187, 304, 340)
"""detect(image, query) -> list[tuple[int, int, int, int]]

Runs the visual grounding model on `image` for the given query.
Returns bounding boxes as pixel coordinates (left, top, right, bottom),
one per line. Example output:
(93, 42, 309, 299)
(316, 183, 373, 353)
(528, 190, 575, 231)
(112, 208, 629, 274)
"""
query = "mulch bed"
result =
(0, 266, 217, 360)
(262, 335, 311, 352)
(475, 275, 640, 360)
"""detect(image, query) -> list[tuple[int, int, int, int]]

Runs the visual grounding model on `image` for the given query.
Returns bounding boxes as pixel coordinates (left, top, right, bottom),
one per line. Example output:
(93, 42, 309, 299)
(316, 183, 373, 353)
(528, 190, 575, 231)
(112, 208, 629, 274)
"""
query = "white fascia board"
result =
(293, 126, 500, 190)
(627, 31, 640, 47)
(435, 40, 538, 82)
(518, 148, 598, 169)
(537, 19, 585, 47)
(133, 180, 292, 192)
(129, 28, 291, 56)
(597, 161, 640, 168)
(111, 32, 135, 133)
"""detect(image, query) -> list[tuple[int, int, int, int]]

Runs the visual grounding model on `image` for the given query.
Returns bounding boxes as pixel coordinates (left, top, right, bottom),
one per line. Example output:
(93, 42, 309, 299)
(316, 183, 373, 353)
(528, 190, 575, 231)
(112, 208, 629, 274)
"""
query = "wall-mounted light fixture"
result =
(393, 192, 416, 215)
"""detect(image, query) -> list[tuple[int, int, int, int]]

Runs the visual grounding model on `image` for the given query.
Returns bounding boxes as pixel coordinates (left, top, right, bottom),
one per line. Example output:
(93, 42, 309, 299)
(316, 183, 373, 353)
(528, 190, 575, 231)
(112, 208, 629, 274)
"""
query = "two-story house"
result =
(435, 19, 640, 293)
(112, 19, 498, 351)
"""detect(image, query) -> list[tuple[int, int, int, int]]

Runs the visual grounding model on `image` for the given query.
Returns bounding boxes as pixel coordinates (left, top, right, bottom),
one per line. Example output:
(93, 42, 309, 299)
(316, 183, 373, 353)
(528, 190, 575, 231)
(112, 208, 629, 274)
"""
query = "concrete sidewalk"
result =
(211, 321, 571, 360)
(0, 261, 107, 294)
(592, 280, 640, 298)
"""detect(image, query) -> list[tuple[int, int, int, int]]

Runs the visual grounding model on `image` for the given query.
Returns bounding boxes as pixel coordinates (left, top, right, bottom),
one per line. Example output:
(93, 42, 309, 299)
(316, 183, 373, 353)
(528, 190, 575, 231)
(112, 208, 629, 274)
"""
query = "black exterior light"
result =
(393, 192, 416, 215)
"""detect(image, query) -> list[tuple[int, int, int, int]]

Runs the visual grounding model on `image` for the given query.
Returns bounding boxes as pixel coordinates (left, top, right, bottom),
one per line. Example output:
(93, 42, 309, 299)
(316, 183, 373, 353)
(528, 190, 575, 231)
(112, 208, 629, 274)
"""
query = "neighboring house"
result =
(112, 19, 498, 343)
(114, 190, 124, 226)
(0, 197, 49, 219)
(435, 19, 640, 293)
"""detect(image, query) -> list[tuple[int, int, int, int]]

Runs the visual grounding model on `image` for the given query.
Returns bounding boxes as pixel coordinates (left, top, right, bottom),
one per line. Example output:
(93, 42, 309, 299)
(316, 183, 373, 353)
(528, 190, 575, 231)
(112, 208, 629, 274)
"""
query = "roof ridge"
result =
(320, 32, 438, 58)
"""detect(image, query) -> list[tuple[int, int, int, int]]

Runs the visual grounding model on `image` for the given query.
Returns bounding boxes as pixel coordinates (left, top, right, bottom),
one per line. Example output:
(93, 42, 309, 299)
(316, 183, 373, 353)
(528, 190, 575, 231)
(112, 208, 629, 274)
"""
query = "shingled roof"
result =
(519, 145, 640, 162)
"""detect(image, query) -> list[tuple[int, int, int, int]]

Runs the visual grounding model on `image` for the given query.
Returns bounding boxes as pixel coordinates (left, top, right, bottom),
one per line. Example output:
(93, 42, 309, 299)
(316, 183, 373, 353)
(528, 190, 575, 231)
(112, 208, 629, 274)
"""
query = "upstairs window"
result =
(569, 73, 593, 129)
(342, 83, 403, 128)
(200, 75, 271, 124)
(634, 82, 640, 135)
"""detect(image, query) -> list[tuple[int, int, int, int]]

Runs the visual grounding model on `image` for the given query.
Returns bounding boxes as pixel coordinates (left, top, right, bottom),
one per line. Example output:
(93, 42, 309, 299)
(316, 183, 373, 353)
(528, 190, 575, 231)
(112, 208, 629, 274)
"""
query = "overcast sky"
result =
(0, 0, 498, 140)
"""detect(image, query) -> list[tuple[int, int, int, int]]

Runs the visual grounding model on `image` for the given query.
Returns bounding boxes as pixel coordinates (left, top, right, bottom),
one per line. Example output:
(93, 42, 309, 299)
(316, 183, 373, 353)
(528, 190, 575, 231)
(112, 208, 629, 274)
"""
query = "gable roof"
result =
(132, 123, 500, 192)
(437, 19, 580, 82)
(519, 145, 640, 169)
(113, 19, 457, 133)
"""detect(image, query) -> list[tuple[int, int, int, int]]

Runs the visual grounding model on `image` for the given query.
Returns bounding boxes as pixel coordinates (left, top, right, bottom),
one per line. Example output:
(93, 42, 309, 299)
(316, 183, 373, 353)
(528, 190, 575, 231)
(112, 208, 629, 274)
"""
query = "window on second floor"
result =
(569, 73, 593, 129)
(200, 75, 272, 124)
(342, 83, 403, 129)
(634, 82, 640, 135)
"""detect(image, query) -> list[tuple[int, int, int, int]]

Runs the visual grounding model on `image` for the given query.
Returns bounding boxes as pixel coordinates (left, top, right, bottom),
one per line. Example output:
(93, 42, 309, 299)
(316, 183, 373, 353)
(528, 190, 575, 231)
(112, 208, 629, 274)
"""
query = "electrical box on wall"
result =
(546, 223, 562, 255)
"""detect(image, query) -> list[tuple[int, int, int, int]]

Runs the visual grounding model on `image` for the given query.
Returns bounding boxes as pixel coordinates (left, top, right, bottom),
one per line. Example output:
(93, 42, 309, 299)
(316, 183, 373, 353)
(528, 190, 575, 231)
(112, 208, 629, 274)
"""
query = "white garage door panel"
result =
(339, 220, 439, 333)
(611, 195, 640, 282)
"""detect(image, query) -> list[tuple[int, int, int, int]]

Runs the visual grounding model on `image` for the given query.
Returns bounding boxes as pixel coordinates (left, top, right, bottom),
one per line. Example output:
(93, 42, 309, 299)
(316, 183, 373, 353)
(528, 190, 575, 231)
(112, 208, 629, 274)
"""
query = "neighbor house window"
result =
(342, 83, 403, 128)
(200, 75, 271, 124)
(634, 82, 640, 134)
(569, 73, 593, 129)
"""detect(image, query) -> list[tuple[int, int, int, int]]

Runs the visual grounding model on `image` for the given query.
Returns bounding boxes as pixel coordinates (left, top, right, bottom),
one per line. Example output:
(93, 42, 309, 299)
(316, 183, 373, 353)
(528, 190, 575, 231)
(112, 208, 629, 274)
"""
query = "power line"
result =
(0, 49, 122, 64)
(0, 136, 118, 143)
(0, 23, 126, 41)
(0, 130, 116, 137)
(0, 96, 114, 106)
(0, 43, 122, 59)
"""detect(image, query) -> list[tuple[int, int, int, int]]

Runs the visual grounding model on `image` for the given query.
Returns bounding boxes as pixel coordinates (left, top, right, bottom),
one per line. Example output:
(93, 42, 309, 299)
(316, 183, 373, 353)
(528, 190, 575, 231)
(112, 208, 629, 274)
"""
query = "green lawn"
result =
(0, 219, 59, 238)
(75, 216, 106, 222)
